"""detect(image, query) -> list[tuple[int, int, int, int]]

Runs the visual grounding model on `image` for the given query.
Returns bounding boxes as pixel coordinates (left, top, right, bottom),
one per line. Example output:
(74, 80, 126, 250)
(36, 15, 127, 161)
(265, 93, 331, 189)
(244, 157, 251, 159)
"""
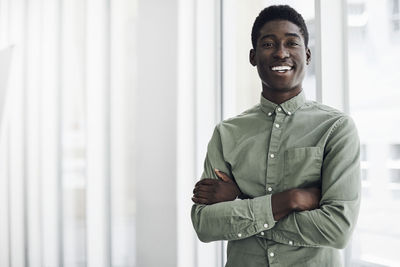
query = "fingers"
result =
(193, 185, 214, 194)
(192, 183, 216, 205)
(192, 189, 214, 204)
(192, 169, 232, 205)
(192, 196, 210, 205)
(214, 169, 231, 182)
(192, 190, 210, 199)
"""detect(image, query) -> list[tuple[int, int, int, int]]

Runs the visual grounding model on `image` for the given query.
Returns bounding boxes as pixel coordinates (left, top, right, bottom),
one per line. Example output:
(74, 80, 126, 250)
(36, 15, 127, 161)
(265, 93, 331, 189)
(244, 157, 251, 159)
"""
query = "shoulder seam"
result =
(304, 101, 344, 116)
(220, 104, 262, 123)
(327, 115, 348, 140)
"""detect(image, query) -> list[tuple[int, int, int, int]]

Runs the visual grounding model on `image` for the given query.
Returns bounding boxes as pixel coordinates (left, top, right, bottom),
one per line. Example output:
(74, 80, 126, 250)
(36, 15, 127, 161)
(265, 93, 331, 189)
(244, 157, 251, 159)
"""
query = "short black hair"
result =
(251, 5, 309, 49)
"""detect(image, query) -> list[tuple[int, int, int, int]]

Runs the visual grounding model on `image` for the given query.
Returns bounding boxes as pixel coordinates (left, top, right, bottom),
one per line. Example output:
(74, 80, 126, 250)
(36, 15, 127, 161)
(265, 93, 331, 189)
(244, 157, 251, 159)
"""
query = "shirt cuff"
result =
(252, 194, 276, 231)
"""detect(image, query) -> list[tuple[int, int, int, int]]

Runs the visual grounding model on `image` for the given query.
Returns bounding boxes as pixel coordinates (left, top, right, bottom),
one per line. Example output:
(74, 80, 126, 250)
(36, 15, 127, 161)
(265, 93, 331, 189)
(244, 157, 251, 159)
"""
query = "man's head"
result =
(249, 5, 311, 102)
(251, 5, 309, 50)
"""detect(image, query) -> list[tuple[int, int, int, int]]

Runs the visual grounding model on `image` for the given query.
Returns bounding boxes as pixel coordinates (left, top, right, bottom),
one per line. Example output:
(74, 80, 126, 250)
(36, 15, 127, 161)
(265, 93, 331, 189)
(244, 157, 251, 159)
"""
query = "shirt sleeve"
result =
(264, 115, 361, 249)
(191, 125, 276, 242)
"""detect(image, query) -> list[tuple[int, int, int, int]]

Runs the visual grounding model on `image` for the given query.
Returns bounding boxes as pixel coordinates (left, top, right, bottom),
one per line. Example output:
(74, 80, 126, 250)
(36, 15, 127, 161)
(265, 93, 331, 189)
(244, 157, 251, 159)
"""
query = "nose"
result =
(273, 44, 289, 59)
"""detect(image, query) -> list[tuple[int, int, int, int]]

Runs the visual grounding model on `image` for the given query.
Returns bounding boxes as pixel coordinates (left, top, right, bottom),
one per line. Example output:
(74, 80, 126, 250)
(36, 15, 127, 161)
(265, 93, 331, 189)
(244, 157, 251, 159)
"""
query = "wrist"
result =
(288, 189, 300, 211)
(271, 189, 295, 221)
(230, 180, 242, 199)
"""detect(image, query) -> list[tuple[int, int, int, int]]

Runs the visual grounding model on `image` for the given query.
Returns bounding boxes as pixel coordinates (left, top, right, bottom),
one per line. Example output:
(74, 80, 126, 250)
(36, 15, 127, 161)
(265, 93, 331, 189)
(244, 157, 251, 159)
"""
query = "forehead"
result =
(258, 19, 303, 40)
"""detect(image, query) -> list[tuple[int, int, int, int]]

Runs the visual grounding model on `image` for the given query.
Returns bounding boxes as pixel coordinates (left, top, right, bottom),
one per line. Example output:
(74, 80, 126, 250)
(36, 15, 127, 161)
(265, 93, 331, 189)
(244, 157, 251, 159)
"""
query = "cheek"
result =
(257, 59, 270, 73)
(297, 63, 305, 73)
(294, 55, 307, 74)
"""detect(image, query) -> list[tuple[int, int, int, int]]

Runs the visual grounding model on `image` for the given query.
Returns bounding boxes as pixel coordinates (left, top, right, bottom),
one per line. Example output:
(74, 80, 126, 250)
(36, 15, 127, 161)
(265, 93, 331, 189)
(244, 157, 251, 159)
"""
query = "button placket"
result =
(266, 249, 276, 265)
(265, 110, 285, 192)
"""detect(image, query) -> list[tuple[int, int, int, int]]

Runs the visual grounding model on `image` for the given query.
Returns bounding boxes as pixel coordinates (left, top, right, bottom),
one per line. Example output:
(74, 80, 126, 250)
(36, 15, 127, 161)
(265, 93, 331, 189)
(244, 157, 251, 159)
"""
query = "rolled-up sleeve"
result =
(265, 116, 361, 249)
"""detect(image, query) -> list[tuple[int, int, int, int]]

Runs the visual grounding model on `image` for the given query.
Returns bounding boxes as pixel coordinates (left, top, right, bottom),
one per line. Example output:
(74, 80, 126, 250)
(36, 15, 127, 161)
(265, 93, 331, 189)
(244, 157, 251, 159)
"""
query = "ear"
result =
(249, 49, 257, 66)
(306, 48, 311, 65)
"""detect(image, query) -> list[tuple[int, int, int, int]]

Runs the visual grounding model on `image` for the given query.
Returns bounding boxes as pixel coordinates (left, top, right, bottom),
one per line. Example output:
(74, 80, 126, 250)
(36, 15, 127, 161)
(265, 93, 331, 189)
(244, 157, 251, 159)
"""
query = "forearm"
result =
(266, 178, 360, 249)
(191, 195, 276, 242)
(192, 177, 320, 241)
(265, 198, 360, 248)
(271, 186, 322, 221)
(271, 189, 298, 221)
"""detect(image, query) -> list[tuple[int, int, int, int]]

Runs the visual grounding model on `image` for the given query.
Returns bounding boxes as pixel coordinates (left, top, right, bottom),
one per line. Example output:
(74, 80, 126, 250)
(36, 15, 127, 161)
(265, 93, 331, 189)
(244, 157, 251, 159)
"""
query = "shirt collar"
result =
(260, 90, 306, 116)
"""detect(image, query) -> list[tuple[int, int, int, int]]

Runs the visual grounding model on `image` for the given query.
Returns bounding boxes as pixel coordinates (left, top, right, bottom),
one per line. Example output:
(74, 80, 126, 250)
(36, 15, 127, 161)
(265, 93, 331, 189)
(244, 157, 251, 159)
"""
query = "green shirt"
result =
(191, 91, 361, 267)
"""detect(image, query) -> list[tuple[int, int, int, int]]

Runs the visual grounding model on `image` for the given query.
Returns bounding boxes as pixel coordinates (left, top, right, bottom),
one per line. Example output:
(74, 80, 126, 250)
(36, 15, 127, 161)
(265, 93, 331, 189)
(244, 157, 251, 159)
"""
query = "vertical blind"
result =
(0, 0, 137, 266)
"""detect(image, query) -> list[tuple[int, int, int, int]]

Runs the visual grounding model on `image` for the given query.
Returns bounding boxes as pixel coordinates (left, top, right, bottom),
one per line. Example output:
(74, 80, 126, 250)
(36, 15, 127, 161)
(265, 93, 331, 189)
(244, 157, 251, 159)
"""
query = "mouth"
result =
(270, 65, 294, 73)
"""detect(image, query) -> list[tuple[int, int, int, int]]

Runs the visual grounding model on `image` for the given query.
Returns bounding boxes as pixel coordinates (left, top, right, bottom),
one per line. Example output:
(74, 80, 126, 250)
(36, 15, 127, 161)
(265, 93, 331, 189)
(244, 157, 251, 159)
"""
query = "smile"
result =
(270, 65, 293, 73)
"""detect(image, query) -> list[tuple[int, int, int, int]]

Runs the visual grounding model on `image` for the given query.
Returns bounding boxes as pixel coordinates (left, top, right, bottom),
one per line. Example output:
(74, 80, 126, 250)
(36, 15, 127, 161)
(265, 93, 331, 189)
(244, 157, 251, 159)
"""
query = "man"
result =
(191, 5, 361, 267)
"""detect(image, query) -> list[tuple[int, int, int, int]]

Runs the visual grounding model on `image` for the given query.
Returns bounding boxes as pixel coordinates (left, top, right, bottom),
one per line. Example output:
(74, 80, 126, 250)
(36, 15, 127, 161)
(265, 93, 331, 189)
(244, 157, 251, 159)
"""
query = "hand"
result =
(271, 187, 321, 221)
(192, 169, 242, 205)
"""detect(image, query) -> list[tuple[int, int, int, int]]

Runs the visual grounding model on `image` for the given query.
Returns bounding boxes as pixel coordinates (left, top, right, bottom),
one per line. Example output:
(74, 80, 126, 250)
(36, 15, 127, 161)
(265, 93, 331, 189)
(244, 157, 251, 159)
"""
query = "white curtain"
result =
(0, 0, 137, 266)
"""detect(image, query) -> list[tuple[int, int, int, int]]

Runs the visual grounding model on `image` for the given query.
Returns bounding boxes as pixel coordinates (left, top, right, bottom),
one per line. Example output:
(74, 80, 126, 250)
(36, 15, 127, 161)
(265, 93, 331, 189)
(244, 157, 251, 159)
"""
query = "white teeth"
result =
(271, 66, 292, 71)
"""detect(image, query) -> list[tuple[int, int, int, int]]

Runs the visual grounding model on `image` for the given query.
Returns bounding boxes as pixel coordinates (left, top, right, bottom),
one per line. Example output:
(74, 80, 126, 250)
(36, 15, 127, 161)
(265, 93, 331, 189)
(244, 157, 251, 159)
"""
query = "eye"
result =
(288, 41, 300, 47)
(262, 42, 274, 48)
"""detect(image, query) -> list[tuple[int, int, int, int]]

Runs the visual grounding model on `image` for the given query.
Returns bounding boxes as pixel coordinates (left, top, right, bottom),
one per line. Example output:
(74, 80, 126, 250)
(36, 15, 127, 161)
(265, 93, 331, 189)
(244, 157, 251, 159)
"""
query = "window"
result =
(390, 144, 400, 160)
(348, 0, 400, 265)
(389, 169, 400, 183)
(391, 0, 400, 32)
(388, 144, 400, 200)
(361, 144, 367, 161)
(360, 144, 368, 181)
(348, 1, 368, 41)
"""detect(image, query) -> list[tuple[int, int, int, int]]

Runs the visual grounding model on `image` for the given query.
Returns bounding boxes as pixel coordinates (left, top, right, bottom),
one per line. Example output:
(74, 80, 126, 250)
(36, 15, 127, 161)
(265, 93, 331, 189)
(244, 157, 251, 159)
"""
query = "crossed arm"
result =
(191, 117, 360, 248)
(192, 169, 321, 221)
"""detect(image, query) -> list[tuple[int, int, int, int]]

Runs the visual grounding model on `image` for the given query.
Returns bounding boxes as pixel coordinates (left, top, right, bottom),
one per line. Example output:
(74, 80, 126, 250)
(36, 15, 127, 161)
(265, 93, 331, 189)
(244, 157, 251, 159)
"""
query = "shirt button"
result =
(277, 107, 282, 111)
(263, 223, 269, 228)
(260, 231, 265, 236)
(289, 240, 293, 245)
(269, 252, 275, 257)
(270, 153, 275, 158)
(267, 187, 272, 192)
(237, 233, 242, 238)
(288, 111, 292, 115)
(275, 123, 280, 128)
(268, 112, 272, 116)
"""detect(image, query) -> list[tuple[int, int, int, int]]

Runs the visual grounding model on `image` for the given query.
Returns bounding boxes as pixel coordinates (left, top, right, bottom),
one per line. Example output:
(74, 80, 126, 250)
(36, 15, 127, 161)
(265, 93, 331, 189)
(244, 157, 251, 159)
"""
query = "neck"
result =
(262, 87, 302, 104)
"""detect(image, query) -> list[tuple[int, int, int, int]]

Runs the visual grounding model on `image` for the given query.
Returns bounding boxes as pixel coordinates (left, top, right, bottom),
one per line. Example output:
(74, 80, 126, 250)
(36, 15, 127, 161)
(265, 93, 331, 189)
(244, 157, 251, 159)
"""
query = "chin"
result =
(275, 87, 294, 92)
(268, 84, 297, 92)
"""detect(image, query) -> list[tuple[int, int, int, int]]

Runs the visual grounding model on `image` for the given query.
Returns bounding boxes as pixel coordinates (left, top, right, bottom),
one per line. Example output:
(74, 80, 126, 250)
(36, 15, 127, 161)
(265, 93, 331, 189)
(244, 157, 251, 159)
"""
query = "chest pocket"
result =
(284, 147, 323, 189)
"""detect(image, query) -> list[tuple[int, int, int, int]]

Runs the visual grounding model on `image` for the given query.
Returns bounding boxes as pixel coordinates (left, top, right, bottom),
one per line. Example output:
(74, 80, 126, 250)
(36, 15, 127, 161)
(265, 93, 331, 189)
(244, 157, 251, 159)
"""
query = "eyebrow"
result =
(260, 33, 302, 40)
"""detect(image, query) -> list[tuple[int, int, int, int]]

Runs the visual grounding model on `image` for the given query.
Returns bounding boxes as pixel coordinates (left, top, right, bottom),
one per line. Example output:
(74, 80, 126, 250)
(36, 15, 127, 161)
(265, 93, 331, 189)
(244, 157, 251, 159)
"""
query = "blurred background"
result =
(0, 0, 399, 266)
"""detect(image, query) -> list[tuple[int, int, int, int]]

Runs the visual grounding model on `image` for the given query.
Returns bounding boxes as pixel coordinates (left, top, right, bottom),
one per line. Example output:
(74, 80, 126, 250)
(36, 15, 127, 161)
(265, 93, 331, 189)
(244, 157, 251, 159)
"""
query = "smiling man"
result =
(191, 5, 361, 267)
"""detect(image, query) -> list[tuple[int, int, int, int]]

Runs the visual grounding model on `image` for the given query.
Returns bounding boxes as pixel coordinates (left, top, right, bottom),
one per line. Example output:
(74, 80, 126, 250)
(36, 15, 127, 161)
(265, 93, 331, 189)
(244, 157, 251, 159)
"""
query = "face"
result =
(250, 20, 311, 95)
